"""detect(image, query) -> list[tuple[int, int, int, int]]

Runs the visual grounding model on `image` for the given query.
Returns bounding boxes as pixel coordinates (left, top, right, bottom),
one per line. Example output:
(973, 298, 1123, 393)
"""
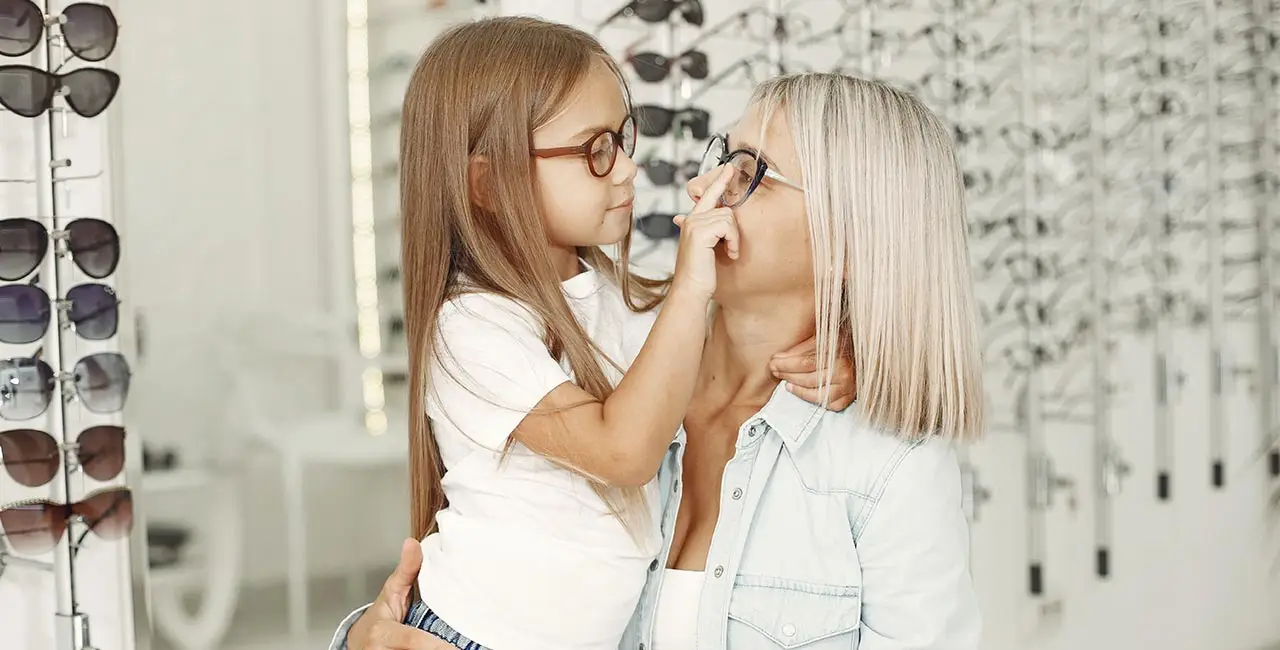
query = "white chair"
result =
(217, 309, 408, 642)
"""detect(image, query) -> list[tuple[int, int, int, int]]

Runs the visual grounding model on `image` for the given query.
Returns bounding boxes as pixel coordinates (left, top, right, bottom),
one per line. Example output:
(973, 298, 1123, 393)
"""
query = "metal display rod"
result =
(1204, 0, 1229, 487)
(34, 1, 90, 647)
(1249, 0, 1279, 477)
(1015, 0, 1050, 598)
(1146, 1, 1179, 498)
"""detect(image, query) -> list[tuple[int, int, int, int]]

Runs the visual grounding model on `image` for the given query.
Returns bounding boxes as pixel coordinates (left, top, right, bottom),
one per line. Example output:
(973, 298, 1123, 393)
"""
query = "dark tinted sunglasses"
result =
(0, 282, 119, 344)
(532, 115, 636, 177)
(0, 218, 120, 281)
(0, 425, 125, 488)
(0, 65, 119, 117)
(0, 0, 118, 61)
(627, 49, 708, 83)
(606, 0, 704, 27)
(635, 105, 710, 139)
(0, 486, 132, 555)
(640, 158, 699, 186)
(635, 212, 680, 240)
(0, 352, 131, 420)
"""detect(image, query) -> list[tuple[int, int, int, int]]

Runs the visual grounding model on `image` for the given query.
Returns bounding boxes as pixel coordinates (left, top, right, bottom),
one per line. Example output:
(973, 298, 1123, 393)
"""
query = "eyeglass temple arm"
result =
(685, 55, 763, 104)
(682, 8, 764, 50)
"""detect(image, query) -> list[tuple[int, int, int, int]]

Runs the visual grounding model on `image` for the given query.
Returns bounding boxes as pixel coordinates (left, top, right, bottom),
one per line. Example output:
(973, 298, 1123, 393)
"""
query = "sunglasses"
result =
(0, 352, 131, 420)
(635, 212, 680, 240)
(0, 486, 132, 555)
(0, 218, 119, 281)
(640, 158, 700, 187)
(627, 49, 709, 83)
(0, 0, 118, 61)
(0, 65, 119, 117)
(0, 282, 119, 344)
(635, 105, 710, 139)
(607, 0, 705, 27)
(0, 425, 124, 487)
(532, 115, 636, 177)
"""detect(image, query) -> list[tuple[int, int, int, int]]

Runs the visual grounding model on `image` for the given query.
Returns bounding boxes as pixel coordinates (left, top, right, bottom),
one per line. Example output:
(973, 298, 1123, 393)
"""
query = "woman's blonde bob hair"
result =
(749, 72, 985, 442)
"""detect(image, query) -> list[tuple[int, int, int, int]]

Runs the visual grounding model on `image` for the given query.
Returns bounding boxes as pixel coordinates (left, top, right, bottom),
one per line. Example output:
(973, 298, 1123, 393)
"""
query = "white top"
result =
(418, 267, 662, 650)
(652, 569, 704, 650)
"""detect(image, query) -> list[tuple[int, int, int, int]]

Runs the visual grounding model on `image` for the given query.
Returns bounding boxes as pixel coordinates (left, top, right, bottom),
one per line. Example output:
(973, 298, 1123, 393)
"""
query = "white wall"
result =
(113, 0, 410, 595)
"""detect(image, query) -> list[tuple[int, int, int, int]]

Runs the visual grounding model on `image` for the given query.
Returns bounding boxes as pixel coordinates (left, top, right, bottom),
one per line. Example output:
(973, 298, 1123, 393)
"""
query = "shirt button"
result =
(782, 623, 796, 637)
(639, 645, 646, 650)
(731, 488, 743, 500)
(713, 565, 724, 578)
(649, 559, 658, 571)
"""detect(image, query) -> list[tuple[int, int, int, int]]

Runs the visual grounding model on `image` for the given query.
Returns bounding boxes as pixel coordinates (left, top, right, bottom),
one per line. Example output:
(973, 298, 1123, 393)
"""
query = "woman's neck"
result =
(696, 293, 816, 410)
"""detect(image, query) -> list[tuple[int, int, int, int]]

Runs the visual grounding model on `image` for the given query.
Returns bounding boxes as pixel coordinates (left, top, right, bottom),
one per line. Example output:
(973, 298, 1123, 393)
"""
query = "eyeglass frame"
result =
(531, 115, 637, 178)
(699, 133, 804, 208)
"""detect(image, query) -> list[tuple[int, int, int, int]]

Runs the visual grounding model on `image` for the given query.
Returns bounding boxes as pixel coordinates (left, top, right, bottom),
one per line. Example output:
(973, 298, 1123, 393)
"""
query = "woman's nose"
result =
(686, 167, 718, 203)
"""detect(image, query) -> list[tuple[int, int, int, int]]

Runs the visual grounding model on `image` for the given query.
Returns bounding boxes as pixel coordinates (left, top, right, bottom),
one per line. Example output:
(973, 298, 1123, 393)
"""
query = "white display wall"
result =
(356, 1, 1280, 649)
(0, 1, 137, 649)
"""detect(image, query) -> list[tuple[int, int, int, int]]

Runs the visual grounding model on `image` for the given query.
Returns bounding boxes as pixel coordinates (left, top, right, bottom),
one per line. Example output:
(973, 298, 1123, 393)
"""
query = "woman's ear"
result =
(468, 155, 493, 212)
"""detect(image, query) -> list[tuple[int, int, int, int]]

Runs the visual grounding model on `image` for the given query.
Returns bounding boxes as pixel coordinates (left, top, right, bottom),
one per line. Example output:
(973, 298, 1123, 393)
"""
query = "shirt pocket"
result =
(726, 574, 862, 649)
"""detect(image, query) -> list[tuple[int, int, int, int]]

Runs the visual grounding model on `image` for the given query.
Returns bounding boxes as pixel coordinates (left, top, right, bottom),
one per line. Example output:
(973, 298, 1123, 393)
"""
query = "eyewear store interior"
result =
(0, 0, 1278, 649)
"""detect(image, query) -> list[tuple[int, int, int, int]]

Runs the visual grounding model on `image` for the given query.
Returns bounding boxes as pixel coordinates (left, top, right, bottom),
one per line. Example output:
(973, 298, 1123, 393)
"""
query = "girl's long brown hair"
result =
(401, 17, 668, 545)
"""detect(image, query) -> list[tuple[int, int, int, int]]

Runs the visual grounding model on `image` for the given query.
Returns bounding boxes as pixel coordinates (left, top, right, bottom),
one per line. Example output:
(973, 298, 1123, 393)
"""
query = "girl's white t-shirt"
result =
(418, 268, 663, 650)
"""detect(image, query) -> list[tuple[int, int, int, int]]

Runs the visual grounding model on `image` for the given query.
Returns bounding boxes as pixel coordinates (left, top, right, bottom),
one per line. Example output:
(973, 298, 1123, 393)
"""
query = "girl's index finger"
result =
(692, 164, 735, 214)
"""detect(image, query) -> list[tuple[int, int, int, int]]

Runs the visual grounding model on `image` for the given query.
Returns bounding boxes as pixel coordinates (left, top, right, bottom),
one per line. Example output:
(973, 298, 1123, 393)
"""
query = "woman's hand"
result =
(670, 165, 739, 304)
(347, 539, 454, 650)
(771, 337, 856, 411)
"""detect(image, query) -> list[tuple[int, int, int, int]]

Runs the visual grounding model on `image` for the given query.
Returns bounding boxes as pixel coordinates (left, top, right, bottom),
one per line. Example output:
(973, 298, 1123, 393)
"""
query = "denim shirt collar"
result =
(753, 382, 826, 452)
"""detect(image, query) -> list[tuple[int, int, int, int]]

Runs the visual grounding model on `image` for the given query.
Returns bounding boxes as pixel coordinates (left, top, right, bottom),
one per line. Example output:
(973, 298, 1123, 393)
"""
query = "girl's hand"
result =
(670, 165, 739, 304)
(771, 337, 857, 412)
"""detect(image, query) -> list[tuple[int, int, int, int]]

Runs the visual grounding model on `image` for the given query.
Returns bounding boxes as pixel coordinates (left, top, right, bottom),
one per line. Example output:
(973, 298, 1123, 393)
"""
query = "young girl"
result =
(389, 17, 847, 650)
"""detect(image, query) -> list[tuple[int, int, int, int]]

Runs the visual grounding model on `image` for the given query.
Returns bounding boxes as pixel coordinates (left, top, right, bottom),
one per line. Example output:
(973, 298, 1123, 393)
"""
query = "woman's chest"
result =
(655, 420, 867, 648)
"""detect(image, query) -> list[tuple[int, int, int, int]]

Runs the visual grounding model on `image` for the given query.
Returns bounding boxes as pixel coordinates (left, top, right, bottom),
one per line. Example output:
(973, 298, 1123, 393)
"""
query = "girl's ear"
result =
(468, 155, 493, 212)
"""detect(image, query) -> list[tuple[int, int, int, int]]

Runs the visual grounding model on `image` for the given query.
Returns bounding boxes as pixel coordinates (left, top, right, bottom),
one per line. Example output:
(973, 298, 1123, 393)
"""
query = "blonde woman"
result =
(341, 71, 984, 650)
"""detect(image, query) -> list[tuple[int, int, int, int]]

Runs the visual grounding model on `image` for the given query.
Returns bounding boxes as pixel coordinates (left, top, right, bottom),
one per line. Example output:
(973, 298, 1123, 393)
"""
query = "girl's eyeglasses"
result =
(532, 115, 636, 178)
(697, 134, 805, 208)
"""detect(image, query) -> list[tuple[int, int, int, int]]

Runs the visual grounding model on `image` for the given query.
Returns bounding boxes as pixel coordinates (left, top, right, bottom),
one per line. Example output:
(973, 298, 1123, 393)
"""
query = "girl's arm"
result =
(508, 167, 738, 486)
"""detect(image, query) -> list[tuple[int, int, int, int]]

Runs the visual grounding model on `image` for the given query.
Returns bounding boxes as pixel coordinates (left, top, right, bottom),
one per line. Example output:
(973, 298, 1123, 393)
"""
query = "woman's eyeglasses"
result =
(697, 134, 804, 208)
(532, 115, 636, 178)
(0, 425, 125, 487)
(0, 487, 132, 555)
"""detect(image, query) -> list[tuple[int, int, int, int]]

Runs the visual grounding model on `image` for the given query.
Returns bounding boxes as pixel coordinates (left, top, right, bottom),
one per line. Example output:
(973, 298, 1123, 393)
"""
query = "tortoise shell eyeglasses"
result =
(531, 115, 637, 178)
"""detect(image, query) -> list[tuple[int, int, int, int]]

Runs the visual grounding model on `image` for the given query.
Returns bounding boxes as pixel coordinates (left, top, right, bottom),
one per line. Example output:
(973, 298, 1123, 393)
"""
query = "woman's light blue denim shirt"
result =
(331, 383, 980, 649)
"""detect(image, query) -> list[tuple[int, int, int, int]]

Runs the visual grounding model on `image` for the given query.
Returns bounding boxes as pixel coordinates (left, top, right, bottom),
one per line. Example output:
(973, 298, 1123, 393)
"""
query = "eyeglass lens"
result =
(587, 115, 636, 176)
(698, 137, 761, 207)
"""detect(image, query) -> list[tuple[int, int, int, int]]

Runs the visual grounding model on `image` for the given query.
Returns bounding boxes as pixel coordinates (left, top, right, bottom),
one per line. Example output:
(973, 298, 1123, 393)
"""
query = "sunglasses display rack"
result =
(591, 0, 795, 273)
(0, 2, 135, 650)
(496, 0, 1280, 617)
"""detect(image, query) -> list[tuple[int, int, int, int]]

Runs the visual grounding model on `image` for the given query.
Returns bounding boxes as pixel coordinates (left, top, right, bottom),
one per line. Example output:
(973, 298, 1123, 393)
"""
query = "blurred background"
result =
(1, 0, 1278, 649)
